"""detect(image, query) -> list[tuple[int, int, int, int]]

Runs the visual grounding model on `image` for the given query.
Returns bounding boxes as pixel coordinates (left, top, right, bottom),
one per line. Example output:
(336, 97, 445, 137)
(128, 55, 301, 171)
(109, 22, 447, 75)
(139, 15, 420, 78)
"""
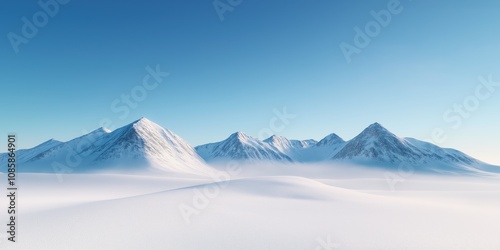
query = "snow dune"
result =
(1, 165, 500, 250)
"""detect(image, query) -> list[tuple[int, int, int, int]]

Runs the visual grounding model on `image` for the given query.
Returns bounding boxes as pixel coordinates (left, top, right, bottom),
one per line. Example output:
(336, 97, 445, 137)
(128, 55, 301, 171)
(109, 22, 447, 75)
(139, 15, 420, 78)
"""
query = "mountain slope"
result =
(263, 134, 346, 162)
(263, 135, 317, 161)
(304, 133, 346, 161)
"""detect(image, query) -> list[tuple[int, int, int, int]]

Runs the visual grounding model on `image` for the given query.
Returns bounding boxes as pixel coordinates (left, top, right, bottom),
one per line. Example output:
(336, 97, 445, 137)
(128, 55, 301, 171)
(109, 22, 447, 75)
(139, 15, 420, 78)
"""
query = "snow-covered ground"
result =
(1, 163, 500, 249)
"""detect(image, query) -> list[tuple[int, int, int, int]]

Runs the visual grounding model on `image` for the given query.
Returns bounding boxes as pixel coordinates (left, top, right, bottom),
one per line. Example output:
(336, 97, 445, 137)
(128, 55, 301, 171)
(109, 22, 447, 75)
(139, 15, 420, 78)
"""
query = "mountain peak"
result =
(133, 117, 155, 125)
(317, 133, 344, 146)
(332, 122, 417, 163)
(229, 131, 251, 141)
(367, 122, 385, 130)
(263, 135, 289, 144)
(129, 117, 167, 134)
(44, 138, 59, 143)
(359, 122, 394, 138)
(36, 138, 62, 149)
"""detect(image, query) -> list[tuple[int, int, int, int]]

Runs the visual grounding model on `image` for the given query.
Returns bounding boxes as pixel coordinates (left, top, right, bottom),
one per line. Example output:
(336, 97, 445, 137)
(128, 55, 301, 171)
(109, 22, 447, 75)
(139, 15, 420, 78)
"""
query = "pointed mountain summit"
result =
(332, 122, 421, 163)
(347, 122, 396, 142)
(195, 132, 293, 162)
(316, 133, 344, 147)
(228, 131, 252, 142)
(88, 117, 209, 174)
(329, 123, 495, 174)
(299, 133, 347, 162)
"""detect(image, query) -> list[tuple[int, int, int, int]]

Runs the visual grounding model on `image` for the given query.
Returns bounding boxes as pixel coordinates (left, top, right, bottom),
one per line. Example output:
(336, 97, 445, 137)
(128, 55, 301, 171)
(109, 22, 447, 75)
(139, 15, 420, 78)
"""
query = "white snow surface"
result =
(1, 163, 500, 249)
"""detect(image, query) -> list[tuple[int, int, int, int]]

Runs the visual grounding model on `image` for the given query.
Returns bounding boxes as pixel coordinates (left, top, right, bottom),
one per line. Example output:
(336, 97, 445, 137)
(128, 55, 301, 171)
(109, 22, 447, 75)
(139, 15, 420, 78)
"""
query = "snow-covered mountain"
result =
(85, 118, 210, 174)
(24, 127, 112, 164)
(331, 123, 496, 174)
(305, 133, 346, 161)
(195, 132, 293, 162)
(16, 139, 63, 163)
(332, 123, 421, 163)
(0, 118, 210, 175)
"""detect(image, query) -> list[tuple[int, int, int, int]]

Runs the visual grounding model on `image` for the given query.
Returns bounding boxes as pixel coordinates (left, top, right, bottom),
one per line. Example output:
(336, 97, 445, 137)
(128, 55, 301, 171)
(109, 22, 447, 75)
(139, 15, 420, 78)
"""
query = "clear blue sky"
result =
(1, 0, 500, 164)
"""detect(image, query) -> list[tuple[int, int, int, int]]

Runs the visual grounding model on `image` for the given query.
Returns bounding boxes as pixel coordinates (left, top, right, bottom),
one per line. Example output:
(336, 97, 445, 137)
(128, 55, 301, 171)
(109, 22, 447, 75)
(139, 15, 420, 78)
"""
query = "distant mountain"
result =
(25, 127, 111, 164)
(332, 123, 496, 174)
(195, 132, 293, 162)
(332, 123, 421, 163)
(0, 118, 210, 175)
(305, 133, 346, 161)
(17, 138, 63, 163)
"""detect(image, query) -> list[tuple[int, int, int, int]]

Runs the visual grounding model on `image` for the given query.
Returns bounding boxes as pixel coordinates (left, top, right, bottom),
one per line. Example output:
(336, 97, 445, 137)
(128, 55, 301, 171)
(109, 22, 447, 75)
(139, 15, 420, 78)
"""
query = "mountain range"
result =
(195, 122, 499, 174)
(1, 118, 498, 175)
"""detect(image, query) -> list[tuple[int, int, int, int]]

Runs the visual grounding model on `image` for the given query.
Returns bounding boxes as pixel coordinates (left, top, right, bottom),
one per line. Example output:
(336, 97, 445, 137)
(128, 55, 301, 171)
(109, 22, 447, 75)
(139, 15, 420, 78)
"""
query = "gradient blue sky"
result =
(1, 0, 500, 164)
